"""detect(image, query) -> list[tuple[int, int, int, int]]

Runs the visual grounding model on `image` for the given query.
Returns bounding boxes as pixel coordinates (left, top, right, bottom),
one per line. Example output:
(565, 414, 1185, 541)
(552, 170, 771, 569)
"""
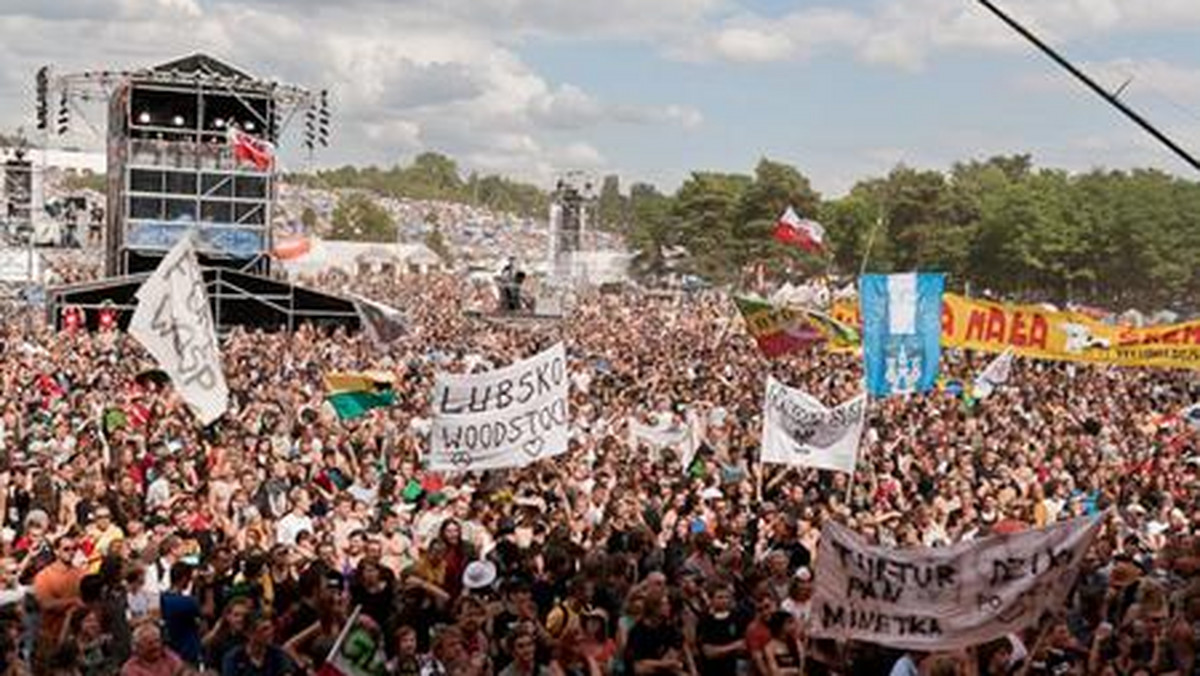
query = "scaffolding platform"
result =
(47, 267, 359, 333)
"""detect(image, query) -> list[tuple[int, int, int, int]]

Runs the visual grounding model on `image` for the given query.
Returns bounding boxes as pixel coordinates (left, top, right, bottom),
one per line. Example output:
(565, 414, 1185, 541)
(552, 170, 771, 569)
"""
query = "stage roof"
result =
(149, 54, 254, 81)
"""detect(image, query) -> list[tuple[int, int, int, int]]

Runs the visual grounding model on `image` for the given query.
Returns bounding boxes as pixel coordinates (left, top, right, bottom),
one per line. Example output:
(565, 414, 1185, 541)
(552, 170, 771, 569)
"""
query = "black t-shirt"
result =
(627, 621, 683, 672)
(352, 582, 394, 632)
(207, 634, 245, 669)
(697, 613, 744, 676)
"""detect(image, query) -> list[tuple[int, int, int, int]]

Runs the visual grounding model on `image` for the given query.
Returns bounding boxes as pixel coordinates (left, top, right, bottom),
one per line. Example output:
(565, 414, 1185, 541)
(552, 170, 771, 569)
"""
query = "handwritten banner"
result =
(429, 343, 569, 472)
(942, 294, 1200, 369)
(835, 294, 1199, 369)
(811, 516, 1102, 651)
(128, 235, 228, 425)
(760, 377, 865, 474)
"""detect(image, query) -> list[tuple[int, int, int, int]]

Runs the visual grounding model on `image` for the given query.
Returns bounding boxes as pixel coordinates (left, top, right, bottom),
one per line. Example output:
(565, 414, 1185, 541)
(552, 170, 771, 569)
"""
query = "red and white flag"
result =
(227, 126, 274, 171)
(773, 206, 825, 253)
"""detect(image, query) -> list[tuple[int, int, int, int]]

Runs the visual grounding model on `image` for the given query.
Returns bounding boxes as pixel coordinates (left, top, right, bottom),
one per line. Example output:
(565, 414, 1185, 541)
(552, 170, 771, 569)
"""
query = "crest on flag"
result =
(760, 377, 865, 474)
(861, 273, 945, 397)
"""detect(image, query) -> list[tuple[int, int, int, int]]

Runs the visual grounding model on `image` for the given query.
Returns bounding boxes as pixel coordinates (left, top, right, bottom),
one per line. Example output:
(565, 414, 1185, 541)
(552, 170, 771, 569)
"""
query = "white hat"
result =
(24, 509, 49, 530)
(462, 560, 498, 590)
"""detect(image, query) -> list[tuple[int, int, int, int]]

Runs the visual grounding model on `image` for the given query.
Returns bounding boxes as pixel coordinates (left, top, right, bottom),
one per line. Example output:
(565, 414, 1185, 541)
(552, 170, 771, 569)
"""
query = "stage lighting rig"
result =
(317, 89, 330, 147)
(35, 67, 49, 132)
(56, 90, 70, 135)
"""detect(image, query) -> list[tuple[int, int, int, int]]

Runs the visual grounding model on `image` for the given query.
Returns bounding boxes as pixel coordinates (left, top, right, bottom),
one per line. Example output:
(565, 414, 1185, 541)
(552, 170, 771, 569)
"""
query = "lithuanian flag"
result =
(735, 296, 860, 358)
(324, 371, 397, 420)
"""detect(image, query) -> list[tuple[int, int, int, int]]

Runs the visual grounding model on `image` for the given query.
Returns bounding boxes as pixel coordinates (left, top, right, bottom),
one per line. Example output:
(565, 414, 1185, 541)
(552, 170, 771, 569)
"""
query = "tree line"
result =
(289, 152, 548, 219)
(297, 152, 1200, 309)
(616, 155, 1200, 310)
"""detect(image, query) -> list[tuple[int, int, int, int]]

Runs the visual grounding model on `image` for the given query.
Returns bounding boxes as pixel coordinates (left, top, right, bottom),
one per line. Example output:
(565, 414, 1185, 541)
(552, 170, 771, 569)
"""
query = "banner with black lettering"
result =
(128, 234, 228, 426)
(760, 377, 865, 474)
(429, 343, 569, 472)
(811, 516, 1102, 651)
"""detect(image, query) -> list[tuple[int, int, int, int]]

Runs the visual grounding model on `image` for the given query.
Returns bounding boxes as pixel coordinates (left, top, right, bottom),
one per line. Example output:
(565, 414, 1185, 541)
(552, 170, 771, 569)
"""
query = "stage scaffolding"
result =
(35, 53, 356, 333)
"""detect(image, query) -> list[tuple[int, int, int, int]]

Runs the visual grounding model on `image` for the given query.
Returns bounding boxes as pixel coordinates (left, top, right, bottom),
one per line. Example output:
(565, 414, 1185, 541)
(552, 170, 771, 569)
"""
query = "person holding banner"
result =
(1, 258, 1198, 676)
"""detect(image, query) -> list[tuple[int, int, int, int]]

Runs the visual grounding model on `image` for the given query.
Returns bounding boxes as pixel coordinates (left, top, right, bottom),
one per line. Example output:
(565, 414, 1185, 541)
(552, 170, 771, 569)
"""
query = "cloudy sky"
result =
(3, 0, 1200, 195)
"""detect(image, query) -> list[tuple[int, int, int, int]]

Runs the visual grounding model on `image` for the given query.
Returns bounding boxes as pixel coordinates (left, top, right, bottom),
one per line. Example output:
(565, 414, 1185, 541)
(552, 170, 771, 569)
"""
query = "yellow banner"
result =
(831, 294, 1200, 369)
(941, 295, 1200, 369)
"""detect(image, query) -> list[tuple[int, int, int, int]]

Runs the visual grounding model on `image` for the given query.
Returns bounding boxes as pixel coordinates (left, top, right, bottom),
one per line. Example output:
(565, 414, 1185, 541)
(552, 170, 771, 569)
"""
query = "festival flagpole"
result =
(858, 215, 884, 279)
(322, 605, 362, 667)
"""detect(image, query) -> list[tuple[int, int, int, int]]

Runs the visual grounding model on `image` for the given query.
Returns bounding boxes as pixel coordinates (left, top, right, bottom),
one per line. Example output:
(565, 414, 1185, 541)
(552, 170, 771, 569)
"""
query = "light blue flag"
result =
(861, 273, 945, 397)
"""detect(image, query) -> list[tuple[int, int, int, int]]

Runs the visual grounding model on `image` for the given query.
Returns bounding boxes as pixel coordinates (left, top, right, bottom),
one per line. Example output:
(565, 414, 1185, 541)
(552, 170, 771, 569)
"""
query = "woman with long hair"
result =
(437, 519, 475, 599)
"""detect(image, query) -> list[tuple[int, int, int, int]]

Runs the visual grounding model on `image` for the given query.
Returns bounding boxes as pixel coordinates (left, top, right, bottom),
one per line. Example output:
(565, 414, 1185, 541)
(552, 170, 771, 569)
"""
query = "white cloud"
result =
(557, 141, 606, 168)
(1017, 58, 1200, 103)
(679, 0, 1200, 70)
(712, 27, 794, 63)
(0, 0, 706, 185)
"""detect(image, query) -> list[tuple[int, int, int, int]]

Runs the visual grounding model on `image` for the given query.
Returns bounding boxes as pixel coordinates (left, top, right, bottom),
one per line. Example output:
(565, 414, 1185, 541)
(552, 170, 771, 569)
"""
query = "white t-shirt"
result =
(781, 598, 812, 628)
(146, 477, 172, 511)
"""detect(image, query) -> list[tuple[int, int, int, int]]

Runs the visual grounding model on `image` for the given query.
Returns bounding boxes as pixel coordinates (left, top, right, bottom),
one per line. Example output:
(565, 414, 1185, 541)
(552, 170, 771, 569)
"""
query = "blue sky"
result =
(2, 0, 1199, 195)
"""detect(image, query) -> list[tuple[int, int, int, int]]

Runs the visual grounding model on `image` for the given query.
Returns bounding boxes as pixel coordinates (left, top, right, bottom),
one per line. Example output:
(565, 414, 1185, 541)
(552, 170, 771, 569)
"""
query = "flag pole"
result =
(858, 215, 884, 278)
(323, 605, 362, 667)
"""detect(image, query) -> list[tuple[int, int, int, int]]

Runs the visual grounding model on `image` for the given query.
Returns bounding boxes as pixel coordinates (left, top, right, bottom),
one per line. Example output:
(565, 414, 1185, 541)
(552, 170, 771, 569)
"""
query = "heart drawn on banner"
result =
(522, 437, 545, 459)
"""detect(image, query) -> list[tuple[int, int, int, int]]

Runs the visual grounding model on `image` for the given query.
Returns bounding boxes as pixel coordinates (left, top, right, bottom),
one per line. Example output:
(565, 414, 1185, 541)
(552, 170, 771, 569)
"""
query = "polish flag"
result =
(773, 206, 825, 253)
(228, 126, 274, 171)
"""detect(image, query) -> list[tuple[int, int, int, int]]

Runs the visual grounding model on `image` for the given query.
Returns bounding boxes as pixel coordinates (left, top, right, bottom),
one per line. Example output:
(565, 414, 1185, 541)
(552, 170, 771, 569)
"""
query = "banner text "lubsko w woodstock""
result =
(428, 343, 569, 472)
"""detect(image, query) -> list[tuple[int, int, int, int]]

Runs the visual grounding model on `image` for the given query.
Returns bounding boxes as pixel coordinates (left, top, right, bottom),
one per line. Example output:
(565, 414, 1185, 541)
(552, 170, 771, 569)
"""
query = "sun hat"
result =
(462, 560, 498, 590)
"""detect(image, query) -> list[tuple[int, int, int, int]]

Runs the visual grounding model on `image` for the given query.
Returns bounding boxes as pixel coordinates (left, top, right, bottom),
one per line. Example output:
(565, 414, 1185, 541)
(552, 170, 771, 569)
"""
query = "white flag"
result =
(760, 377, 865, 474)
(973, 349, 1014, 399)
(630, 409, 703, 473)
(349, 293, 406, 345)
(128, 235, 228, 425)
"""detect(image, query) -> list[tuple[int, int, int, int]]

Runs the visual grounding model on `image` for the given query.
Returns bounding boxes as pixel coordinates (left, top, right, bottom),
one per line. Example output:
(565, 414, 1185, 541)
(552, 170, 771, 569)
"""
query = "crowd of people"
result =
(0, 267, 1196, 676)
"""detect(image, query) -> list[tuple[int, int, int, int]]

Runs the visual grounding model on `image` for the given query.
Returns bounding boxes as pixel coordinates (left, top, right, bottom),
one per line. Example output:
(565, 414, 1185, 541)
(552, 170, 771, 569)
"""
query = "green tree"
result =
(403, 152, 464, 200)
(596, 174, 626, 232)
(330, 193, 395, 242)
(672, 171, 751, 281)
(735, 158, 821, 225)
(627, 182, 675, 278)
(733, 158, 824, 276)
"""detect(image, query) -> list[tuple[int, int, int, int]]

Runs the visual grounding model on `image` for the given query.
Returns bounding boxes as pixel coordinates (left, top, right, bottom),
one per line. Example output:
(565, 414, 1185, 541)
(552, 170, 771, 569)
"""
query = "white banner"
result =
(128, 235, 228, 425)
(429, 343, 569, 472)
(760, 377, 864, 474)
(629, 410, 703, 472)
(973, 348, 1014, 399)
(811, 516, 1103, 651)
